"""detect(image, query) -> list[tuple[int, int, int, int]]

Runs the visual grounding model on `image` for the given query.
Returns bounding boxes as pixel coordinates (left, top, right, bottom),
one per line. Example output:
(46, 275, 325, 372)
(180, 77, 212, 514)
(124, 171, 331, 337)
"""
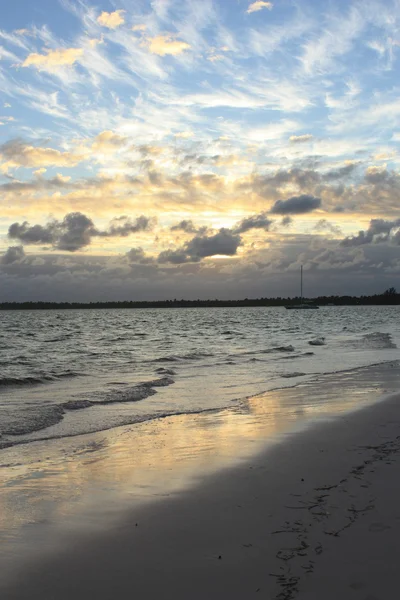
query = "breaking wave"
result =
(0, 376, 176, 445)
(345, 332, 397, 351)
(362, 332, 397, 349)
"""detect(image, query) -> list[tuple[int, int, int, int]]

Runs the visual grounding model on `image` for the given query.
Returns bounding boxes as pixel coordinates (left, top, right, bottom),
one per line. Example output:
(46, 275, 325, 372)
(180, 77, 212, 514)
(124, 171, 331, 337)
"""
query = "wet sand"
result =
(1, 386, 400, 599)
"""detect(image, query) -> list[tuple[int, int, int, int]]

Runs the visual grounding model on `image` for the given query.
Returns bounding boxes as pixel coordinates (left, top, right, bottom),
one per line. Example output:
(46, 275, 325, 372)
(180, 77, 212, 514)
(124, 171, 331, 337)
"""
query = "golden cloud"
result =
(88, 36, 104, 48)
(132, 24, 147, 32)
(174, 131, 194, 139)
(22, 47, 83, 70)
(97, 10, 125, 29)
(33, 168, 47, 177)
(247, 1, 273, 14)
(0, 142, 86, 173)
(92, 131, 128, 152)
(146, 35, 190, 56)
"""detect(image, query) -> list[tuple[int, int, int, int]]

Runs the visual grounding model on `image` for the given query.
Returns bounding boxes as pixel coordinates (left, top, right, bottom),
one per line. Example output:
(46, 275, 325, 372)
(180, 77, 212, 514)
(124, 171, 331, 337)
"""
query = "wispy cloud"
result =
(300, 5, 365, 74)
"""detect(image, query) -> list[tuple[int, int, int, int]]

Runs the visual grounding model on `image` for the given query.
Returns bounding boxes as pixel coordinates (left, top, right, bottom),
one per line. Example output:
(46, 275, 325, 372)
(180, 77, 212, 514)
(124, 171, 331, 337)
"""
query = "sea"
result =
(1, 305, 400, 452)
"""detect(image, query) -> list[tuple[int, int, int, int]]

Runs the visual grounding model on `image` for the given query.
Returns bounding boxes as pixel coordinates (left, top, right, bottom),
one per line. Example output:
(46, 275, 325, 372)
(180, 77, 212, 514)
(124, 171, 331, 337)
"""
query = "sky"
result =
(1, 0, 400, 301)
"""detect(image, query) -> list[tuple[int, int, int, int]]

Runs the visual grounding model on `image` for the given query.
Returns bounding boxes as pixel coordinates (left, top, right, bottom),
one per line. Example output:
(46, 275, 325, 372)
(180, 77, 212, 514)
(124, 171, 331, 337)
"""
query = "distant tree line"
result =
(0, 288, 399, 309)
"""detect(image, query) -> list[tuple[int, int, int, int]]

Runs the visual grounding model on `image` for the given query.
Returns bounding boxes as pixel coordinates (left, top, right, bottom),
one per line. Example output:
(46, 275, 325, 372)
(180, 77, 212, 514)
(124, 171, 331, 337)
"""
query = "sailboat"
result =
(285, 265, 319, 310)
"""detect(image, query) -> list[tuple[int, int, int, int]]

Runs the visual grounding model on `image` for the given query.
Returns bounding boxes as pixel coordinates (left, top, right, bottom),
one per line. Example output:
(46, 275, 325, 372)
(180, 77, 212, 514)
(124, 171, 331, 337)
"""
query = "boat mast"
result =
(300, 265, 303, 304)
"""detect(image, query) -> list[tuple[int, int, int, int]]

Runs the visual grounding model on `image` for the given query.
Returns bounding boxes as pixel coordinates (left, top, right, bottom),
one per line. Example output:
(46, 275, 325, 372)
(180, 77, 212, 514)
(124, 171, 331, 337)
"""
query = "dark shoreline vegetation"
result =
(0, 289, 399, 309)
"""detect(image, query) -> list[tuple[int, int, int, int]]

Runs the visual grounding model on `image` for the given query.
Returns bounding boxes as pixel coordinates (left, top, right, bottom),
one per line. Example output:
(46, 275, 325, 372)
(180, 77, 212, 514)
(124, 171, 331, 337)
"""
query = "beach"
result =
(1, 362, 400, 599)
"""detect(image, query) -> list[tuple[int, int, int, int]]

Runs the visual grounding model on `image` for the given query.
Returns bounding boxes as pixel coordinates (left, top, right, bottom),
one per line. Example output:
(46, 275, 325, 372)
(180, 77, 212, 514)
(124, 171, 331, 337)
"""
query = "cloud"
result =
(365, 165, 389, 183)
(126, 247, 154, 264)
(170, 220, 199, 234)
(289, 134, 313, 144)
(145, 35, 191, 56)
(271, 194, 322, 215)
(247, 1, 273, 14)
(234, 212, 274, 233)
(314, 219, 342, 236)
(300, 5, 365, 75)
(92, 130, 128, 152)
(8, 213, 156, 252)
(2, 245, 25, 265)
(281, 217, 292, 227)
(56, 212, 94, 251)
(341, 219, 400, 247)
(324, 163, 358, 181)
(132, 24, 147, 32)
(158, 228, 241, 263)
(174, 131, 194, 139)
(97, 10, 125, 29)
(0, 139, 84, 172)
(99, 215, 156, 237)
(22, 47, 83, 70)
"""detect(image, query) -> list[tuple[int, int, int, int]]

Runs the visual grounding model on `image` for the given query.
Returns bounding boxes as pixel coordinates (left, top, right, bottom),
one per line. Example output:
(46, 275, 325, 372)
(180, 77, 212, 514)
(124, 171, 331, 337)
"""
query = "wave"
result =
(0, 405, 225, 451)
(64, 376, 175, 411)
(362, 332, 397, 349)
(0, 377, 176, 444)
(0, 371, 80, 388)
(230, 345, 296, 360)
(155, 367, 176, 375)
(281, 372, 306, 378)
(344, 332, 397, 350)
(1, 405, 65, 437)
(152, 352, 214, 363)
(262, 345, 295, 353)
(275, 352, 314, 360)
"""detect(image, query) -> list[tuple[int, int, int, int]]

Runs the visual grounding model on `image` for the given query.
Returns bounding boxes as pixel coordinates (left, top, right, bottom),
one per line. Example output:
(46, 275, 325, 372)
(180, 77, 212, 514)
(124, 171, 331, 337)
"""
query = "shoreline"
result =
(1, 358, 399, 451)
(1, 371, 400, 598)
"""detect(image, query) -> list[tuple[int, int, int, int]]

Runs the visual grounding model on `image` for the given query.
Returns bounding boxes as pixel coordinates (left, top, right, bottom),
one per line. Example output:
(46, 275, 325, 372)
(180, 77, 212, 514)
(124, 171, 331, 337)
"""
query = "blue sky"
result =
(0, 0, 400, 300)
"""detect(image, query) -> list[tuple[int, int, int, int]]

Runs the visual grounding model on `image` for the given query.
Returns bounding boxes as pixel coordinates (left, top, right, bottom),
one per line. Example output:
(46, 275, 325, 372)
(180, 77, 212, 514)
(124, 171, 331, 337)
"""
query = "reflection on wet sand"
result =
(0, 362, 396, 570)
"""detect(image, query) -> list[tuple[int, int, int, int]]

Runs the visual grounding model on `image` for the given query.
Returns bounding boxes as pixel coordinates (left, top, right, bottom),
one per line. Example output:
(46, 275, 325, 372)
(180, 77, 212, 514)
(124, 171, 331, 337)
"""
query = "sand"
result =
(1, 388, 400, 600)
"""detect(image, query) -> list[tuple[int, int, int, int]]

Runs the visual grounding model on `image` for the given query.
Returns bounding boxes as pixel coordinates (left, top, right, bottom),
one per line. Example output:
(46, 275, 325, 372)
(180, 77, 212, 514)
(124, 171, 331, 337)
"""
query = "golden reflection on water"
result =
(0, 374, 388, 553)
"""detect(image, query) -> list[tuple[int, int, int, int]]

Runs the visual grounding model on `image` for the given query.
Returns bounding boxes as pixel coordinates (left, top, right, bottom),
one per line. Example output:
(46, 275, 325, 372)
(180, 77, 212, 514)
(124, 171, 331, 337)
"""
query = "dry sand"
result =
(1, 390, 400, 599)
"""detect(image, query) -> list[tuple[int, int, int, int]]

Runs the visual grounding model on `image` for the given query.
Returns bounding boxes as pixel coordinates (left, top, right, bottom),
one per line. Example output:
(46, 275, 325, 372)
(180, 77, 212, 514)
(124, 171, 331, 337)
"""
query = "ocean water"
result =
(0, 305, 399, 451)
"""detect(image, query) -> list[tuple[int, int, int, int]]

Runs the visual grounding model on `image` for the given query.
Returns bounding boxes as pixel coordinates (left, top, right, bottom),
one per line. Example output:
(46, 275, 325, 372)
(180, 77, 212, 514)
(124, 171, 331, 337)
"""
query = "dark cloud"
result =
(186, 229, 241, 259)
(98, 216, 156, 237)
(8, 212, 156, 252)
(324, 164, 358, 181)
(158, 248, 191, 264)
(170, 220, 201, 234)
(158, 228, 241, 264)
(250, 170, 321, 199)
(2, 245, 25, 265)
(9, 221, 56, 244)
(57, 213, 94, 251)
(234, 212, 274, 234)
(341, 218, 400, 247)
(126, 247, 154, 264)
(271, 194, 321, 215)
(364, 167, 390, 184)
(2, 239, 400, 302)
